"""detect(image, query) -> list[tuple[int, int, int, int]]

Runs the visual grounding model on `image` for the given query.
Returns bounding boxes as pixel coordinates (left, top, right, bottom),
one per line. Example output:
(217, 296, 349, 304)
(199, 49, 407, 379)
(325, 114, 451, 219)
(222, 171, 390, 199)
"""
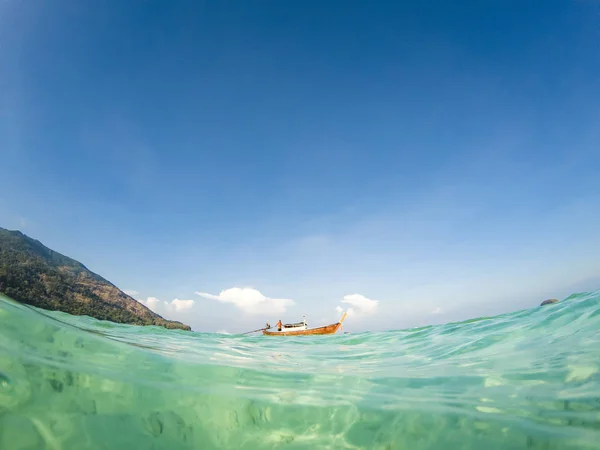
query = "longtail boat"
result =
(262, 312, 347, 336)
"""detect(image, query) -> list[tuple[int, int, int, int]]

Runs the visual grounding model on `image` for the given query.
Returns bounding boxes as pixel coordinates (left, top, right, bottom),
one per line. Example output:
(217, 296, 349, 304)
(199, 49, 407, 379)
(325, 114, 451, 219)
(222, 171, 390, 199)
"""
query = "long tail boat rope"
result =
(241, 326, 271, 335)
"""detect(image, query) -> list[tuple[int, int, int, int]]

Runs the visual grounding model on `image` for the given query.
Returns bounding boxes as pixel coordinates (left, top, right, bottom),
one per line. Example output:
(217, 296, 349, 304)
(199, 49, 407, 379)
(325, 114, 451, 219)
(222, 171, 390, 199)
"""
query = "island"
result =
(0, 227, 191, 331)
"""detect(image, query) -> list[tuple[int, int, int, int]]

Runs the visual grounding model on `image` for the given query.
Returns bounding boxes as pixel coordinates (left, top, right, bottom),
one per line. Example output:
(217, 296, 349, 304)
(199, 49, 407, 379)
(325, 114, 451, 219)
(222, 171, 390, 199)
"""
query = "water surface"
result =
(1, 291, 599, 449)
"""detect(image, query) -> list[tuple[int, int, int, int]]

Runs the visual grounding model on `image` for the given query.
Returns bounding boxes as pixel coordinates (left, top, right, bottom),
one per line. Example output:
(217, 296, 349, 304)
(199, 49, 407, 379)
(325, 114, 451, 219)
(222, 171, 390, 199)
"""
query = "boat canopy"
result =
(284, 321, 306, 328)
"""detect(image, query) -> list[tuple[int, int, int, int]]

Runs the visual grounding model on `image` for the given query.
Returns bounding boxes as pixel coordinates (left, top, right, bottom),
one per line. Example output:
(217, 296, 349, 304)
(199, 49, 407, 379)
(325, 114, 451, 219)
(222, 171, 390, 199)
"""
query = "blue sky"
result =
(1, 1, 599, 332)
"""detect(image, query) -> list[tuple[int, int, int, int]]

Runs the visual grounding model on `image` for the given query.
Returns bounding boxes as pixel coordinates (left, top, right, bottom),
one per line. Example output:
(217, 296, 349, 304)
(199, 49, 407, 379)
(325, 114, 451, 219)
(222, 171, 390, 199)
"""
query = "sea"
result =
(0, 291, 599, 450)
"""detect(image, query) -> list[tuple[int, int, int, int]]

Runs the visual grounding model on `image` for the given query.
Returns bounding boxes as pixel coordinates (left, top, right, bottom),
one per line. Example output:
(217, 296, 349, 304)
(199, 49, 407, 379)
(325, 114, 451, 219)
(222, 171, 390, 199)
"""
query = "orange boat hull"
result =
(262, 312, 347, 336)
(263, 322, 341, 336)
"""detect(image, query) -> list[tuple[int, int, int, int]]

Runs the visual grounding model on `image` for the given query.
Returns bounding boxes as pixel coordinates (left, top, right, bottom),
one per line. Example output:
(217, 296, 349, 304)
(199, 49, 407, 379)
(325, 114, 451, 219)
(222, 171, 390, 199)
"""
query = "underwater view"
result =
(1, 291, 599, 449)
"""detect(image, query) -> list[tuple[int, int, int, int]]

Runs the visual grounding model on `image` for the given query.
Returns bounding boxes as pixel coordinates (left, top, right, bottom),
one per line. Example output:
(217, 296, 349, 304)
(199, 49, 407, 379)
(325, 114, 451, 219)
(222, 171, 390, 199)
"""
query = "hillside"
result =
(0, 227, 191, 330)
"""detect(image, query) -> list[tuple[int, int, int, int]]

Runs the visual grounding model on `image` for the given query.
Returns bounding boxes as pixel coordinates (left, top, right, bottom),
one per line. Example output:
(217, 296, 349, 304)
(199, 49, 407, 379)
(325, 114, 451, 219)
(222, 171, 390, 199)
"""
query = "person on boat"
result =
(276, 319, 282, 331)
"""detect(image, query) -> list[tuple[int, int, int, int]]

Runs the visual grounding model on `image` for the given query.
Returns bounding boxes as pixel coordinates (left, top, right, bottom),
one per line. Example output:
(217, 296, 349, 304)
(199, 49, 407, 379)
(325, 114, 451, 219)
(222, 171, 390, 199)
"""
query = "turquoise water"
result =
(1, 292, 599, 449)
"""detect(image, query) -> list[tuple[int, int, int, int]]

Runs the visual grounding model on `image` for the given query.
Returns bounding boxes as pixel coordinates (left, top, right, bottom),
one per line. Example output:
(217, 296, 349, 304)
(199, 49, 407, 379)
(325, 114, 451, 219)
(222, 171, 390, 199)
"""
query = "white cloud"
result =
(167, 298, 195, 312)
(138, 296, 194, 313)
(339, 293, 379, 317)
(124, 290, 140, 297)
(195, 287, 294, 315)
(431, 307, 444, 314)
(139, 296, 161, 311)
(335, 306, 344, 313)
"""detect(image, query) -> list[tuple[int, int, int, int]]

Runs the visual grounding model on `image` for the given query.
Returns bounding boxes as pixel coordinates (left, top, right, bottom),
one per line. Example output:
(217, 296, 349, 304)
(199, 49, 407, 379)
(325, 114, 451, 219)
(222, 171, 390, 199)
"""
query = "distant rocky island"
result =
(540, 299, 559, 306)
(0, 227, 191, 331)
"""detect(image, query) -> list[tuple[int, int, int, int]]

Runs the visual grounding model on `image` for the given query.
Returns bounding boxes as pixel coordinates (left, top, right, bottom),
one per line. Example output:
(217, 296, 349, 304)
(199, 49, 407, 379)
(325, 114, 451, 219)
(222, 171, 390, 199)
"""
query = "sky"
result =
(1, 0, 599, 333)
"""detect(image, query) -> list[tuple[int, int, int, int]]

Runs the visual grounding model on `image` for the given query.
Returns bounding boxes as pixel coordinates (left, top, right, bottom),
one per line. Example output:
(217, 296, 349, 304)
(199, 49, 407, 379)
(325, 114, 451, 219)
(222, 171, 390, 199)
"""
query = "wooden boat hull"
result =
(262, 312, 347, 336)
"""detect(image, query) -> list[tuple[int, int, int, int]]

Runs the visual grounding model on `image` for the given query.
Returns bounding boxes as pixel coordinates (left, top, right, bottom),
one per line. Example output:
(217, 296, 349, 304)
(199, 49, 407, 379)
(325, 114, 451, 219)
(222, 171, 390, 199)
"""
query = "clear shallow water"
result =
(1, 292, 599, 449)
